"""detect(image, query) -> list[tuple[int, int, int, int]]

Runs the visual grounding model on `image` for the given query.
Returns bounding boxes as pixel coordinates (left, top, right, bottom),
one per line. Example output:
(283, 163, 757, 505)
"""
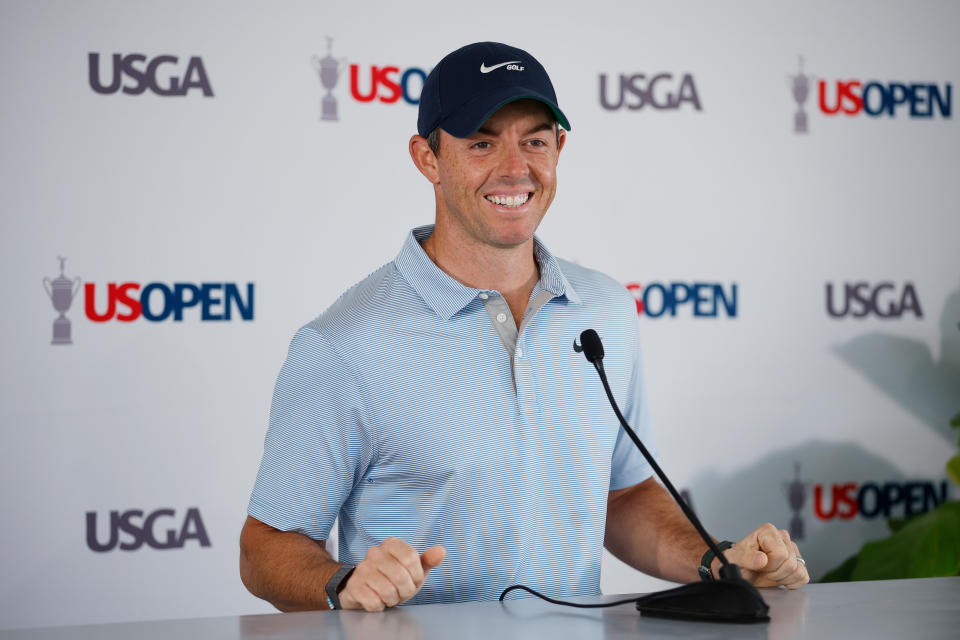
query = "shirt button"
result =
(479, 293, 489, 300)
(516, 348, 524, 358)
(496, 312, 507, 323)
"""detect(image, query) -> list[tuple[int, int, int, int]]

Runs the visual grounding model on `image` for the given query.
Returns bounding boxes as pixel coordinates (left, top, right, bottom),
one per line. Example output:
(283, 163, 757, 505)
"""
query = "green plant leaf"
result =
(947, 455, 960, 487)
(887, 515, 919, 533)
(818, 552, 859, 582)
(851, 501, 960, 580)
(950, 412, 960, 428)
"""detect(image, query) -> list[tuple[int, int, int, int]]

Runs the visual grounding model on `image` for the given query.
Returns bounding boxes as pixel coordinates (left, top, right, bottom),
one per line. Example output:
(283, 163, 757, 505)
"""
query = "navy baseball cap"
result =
(417, 41, 571, 138)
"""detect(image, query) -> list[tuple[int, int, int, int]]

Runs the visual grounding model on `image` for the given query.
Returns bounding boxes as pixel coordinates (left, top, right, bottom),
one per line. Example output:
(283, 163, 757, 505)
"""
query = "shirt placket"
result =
(480, 289, 555, 414)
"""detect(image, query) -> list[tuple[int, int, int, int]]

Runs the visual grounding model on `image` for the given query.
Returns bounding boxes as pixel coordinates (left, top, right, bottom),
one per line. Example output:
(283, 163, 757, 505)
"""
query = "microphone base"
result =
(634, 574, 770, 623)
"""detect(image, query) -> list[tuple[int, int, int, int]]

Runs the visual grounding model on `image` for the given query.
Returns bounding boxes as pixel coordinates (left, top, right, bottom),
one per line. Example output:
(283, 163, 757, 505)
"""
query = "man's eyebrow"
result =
(524, 122, 556, 135)
(474, 122, 556, 137)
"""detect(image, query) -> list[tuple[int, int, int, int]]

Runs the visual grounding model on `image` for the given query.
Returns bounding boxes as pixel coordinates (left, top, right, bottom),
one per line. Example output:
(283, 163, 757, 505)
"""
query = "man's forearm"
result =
(605, 478, 707, 583)
(239, 515, 342, 611)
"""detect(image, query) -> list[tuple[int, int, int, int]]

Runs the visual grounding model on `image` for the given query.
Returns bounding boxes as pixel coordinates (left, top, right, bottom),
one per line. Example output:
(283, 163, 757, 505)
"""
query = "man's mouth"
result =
(484, 192, 531, 208)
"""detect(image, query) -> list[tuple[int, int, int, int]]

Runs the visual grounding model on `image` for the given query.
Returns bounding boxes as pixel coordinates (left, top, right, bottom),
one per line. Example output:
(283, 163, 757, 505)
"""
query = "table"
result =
(4, 576, 958, 639)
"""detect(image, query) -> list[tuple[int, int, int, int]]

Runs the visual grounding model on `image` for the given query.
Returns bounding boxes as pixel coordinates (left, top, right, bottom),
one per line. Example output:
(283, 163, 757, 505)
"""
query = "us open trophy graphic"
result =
(43, 256, 81, 345)
(788, 56, 813, 134)
(783, 462, 808, 541)
(312, 37, 347, 121)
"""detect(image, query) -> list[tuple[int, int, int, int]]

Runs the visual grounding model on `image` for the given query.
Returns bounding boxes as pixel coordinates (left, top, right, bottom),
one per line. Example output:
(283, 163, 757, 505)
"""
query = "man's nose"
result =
(498, 144, 528, 178)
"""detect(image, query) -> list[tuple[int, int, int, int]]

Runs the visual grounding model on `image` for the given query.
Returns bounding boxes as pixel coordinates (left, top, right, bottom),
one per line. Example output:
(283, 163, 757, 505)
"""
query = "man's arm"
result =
(239, 515, 340, 611)
(605, 477, 705, 583)
(239, 516, 446, 611)
(605, 478, 809, 588)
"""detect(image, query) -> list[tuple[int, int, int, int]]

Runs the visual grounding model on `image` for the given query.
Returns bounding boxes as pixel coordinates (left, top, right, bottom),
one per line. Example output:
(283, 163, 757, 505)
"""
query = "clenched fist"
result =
(722, 523, 809, 589)
(339, 538, 446, 611)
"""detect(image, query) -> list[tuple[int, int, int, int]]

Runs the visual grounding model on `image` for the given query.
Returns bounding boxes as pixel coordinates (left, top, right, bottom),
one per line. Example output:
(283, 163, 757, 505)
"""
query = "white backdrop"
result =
(1, 0, 958, 630)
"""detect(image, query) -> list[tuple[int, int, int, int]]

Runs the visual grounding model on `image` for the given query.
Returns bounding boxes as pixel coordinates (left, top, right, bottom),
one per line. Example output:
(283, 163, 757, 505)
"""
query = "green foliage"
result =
(952, 411, 960, 486)
(819, 553, 858, 582)
(820, 502, 960, 581)
(852, 502, 960, 579)
(949, 455, 960, 487)
(886, 513, 919, 534)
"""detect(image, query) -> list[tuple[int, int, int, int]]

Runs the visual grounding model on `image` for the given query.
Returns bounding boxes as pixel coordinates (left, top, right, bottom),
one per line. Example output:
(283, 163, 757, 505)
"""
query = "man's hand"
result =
(720, 523, 809, 589)
(339, 538, 446, 611)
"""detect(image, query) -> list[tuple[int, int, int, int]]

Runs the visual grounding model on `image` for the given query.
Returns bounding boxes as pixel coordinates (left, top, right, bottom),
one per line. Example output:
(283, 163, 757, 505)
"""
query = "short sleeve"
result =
(609, 322, 657, 490)
(247, 325, 374, 540)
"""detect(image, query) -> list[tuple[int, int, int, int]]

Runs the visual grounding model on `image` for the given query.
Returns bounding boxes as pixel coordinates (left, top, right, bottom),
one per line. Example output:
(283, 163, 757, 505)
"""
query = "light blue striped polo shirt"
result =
(249, 225, 656, 604)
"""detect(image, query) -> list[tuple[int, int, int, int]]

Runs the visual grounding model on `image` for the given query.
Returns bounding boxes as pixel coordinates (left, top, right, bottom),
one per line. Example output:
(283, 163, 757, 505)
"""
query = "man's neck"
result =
(421, 224, 540, 328)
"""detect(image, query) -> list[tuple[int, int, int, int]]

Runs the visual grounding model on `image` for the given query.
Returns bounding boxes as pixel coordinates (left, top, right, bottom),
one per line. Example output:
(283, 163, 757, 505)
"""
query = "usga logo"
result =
(86, 508, 211, 552)
(88, 53, 214, 97)
(825, 282, 922, 319)
(599, 72, 702, 111)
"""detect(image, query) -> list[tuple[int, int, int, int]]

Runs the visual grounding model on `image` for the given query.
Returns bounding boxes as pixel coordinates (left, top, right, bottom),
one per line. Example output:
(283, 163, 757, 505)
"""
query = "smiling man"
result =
(239, 42, 808, 614)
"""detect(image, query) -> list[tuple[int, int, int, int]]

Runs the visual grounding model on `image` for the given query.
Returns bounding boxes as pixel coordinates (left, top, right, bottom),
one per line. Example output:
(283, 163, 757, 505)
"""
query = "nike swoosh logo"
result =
(480, 61, 521, 74)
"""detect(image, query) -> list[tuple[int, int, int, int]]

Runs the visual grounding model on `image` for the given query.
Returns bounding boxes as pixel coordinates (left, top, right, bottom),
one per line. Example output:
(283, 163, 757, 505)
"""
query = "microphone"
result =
(573, 329, 769, 623)
(572, 328, 604, 365)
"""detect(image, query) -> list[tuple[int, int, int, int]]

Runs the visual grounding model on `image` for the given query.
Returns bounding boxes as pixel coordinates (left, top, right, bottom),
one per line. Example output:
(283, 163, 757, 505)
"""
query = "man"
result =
(239, 41, 808, 613)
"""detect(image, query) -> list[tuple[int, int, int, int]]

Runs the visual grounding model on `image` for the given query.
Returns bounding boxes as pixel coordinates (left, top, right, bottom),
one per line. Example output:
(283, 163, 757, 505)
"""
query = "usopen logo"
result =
(626, 282, 738, 318)
(41, 257, 255, 345)
(312, 36, 429, 122)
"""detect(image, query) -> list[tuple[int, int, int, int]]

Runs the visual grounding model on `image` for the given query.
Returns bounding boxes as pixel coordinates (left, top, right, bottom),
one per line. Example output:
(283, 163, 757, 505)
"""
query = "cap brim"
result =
(438, 86, 571, 138)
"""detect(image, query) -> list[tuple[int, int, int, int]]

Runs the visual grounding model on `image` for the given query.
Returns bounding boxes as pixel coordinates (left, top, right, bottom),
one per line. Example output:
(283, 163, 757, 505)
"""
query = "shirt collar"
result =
(394, 225, 582, 321)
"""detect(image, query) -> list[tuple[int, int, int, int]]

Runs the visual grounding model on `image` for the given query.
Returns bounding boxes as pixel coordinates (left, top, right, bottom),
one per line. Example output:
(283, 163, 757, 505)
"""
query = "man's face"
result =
(432, 100, 565, 250)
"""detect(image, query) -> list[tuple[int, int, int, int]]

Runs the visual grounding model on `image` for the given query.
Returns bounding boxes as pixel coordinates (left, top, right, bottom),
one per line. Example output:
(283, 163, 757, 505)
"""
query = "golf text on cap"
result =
(480, 61, 523, 73)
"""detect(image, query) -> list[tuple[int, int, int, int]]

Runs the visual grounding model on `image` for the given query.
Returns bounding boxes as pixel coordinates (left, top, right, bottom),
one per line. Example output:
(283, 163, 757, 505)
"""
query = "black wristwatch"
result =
(698, 541, 733, 581)
(325, 563, 356, 610)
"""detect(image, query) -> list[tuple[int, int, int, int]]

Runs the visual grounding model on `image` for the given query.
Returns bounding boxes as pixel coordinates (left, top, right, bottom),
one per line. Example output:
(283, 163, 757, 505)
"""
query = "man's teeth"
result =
(485, 193, 530, 207)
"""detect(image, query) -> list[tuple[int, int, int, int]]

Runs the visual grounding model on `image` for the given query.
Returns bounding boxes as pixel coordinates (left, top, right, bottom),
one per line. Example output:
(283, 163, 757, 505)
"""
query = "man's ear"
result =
(409, 135, 440, 184)
(556, 127, 567, 155)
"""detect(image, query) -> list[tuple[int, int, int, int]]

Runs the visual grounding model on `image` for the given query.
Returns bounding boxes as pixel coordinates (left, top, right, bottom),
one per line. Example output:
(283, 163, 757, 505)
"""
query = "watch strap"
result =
(325, 563, 357, 610)
(698, 541, 733, 581)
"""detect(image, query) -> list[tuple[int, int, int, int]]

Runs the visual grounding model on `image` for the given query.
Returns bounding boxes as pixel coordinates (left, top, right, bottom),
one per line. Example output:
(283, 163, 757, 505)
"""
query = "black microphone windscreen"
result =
(579, 329, 605, 363)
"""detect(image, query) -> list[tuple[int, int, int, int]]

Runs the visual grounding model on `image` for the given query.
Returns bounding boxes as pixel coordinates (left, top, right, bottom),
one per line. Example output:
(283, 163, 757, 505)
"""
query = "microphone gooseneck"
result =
(500, 329, 769, 622)
(575, 329, 730, 571)
(568, 328, 769, 623)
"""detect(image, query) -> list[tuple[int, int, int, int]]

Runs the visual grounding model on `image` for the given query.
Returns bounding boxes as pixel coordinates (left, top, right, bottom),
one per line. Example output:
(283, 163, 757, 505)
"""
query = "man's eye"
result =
(527, 139, 547, 147)
(471, 141, 491, 149)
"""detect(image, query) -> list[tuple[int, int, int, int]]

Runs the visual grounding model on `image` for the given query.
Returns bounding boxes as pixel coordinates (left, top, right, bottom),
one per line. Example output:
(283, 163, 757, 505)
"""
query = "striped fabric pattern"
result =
(248, 225, 656, 605)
